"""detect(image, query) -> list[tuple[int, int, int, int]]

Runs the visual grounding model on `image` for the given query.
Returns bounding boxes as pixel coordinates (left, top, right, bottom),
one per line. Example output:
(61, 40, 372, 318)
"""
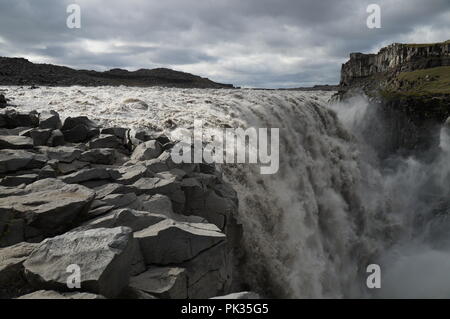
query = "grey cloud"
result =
(0, 0, 449, 88)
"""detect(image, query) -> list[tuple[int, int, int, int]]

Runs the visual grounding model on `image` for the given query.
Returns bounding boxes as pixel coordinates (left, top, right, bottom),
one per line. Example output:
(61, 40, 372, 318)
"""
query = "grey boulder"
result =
(0, 181, 95, 246)
(80, 148, 115, 165)
(0, 149, 47, 174)
(23, 227, 135, 298)
(134, 219, 226, 265)
(131, 140, 163, 161)
(76, 208, 166, 232)
(0, 242, 37, 298)
(0, 135, 34, 149)
(129, 267, 187, 299)
(39, 111, 62, 130)
(89, 134, 122, 149)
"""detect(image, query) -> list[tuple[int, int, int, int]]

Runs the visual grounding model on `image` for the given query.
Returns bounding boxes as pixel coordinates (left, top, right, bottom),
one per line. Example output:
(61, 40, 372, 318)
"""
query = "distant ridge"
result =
(0, 57, 234, 89)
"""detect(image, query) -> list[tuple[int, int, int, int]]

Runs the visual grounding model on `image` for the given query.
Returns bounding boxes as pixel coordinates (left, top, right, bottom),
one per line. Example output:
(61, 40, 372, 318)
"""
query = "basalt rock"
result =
(23, 227, 134, 298)
(0, 109, 241, 300)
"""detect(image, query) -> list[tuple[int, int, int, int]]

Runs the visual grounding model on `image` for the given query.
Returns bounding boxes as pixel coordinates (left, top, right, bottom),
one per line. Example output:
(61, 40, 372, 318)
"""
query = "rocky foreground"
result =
(0, 100, 255, 299)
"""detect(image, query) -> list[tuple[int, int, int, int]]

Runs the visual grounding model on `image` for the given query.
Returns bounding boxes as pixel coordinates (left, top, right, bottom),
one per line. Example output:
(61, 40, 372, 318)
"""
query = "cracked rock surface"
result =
(0, 108, 249, 299)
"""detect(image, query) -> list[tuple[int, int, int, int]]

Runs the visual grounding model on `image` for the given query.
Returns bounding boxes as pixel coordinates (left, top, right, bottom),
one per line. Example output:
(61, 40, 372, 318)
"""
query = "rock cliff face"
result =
(338, 41, 450, 158)
(340, 41, 450, 87)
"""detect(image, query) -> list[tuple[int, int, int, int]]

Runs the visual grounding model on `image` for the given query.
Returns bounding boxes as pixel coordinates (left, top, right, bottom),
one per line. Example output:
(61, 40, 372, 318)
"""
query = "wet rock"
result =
(23, 227, 134, 298)
(131, 140, 163, 161)
(0, 94, 6, 108)
(62, 124, 89, 143)
(131, 130, 171, 146)
(39, 111, 62, 130)
(101, 127, 128, 141)
(61, 116, 99, 143)
(0, 135, 34, 149)
(2, 110, 39, 129)
(134, 219, 226, 265)
(129, 267, 187, 299)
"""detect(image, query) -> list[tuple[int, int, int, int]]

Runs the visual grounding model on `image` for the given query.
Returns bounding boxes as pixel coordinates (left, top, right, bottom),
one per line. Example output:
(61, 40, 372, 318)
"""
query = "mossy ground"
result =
(406, 40, 450, 48)
(387, 66, 450, 96)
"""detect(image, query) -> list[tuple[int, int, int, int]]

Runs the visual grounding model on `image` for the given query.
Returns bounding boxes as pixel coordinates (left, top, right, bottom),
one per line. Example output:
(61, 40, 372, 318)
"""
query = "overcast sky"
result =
(0, 0, 449, 88)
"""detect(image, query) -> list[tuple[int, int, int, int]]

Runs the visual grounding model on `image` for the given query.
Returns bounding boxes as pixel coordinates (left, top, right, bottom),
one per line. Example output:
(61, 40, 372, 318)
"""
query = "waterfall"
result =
(4, 85, 448, 298)
(330, 95, 450, 298)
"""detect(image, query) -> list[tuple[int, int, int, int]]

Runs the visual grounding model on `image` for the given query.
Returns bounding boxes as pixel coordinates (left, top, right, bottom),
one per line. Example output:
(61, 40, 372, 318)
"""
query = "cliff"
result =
(338, 40, 450, 158)
(340, 40, 450, 88)
(0, 57, 234, 89)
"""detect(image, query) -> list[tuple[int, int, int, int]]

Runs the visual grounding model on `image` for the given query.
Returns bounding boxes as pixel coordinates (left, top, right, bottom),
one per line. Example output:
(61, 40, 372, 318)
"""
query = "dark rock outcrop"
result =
(0, 57, 234, 89)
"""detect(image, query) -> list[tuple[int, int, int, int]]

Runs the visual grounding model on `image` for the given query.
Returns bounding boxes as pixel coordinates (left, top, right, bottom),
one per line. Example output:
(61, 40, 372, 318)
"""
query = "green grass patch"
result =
(406, 40, 450, 48)
(394, 66, 450, 95)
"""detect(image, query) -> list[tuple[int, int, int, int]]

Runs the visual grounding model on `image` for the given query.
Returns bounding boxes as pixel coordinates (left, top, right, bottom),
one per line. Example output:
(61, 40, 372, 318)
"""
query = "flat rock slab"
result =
(132, 176, 185, 212)
(0, 149, 47, 174)
(211, 292, 261, 299)
(131, 140, 163, 161)
(17, 290, 105, 299)
(37, 146, 83, 163)
(0, 182, 95, 246)
(76, 208, 166, 232)
(0, 242, 38, 298)
(24, 227, 134, 298)
(60, 167, 116, 184)
(89, 134, 122, 149)
(80, 148, 115, 165)
(134, 219, 226, 265)
(130, 267, 187, 299)
(0, 135, 34, 149)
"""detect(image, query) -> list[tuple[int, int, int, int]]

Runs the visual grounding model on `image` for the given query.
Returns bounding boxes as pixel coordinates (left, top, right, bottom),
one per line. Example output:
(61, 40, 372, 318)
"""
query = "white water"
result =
(1, 86, 449, 298)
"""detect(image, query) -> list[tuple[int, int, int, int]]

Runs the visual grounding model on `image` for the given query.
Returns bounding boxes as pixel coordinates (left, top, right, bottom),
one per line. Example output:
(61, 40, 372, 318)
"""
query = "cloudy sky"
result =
(0, 0, 449, 88)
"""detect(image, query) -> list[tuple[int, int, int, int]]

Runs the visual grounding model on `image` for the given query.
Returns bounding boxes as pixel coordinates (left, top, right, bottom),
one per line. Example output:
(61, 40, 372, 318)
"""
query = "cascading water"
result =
(330, 96, 450, 298)
(2, 85, 448, 298)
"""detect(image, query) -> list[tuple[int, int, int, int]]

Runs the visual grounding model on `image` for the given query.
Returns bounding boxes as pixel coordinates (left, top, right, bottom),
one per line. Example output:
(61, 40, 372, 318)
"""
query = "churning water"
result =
(2, 86, 449, 298)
